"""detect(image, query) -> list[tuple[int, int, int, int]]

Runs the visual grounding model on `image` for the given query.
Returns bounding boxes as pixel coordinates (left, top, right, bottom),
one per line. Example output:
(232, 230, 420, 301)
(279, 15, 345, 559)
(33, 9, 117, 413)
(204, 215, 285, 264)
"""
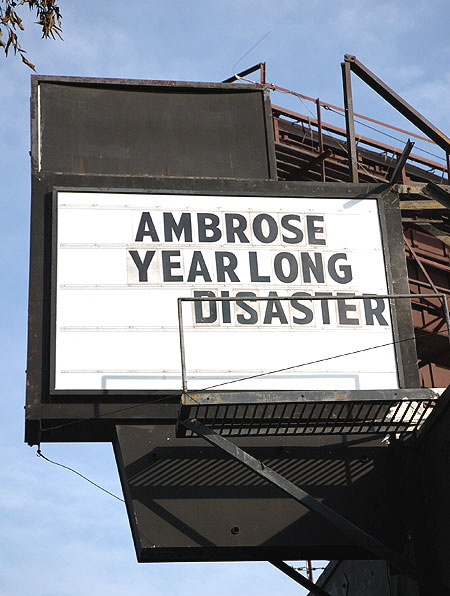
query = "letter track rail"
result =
(176, 389, 440, 438)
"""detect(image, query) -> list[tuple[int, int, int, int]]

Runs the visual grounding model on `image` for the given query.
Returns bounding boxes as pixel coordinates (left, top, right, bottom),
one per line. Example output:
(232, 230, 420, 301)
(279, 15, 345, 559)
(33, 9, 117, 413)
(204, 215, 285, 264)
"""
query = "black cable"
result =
(36, 327, 448, 501)
(195, 329, 444, 392)
(42, 327, 449, 433)
(231, 30, 270, 72)
(36, 449, 125, 502)
(324, 105, 446, 163)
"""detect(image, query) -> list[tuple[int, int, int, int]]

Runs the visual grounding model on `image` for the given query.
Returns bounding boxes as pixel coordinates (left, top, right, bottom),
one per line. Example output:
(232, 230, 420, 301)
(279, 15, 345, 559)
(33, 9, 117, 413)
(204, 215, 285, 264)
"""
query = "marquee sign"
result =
(52, 190, 398, 393)
(26, 78, 423, 567)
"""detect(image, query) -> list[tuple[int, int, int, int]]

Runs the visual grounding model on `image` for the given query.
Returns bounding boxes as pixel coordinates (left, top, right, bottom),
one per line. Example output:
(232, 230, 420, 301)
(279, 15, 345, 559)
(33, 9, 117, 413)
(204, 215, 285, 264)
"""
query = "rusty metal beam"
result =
(341, 60, 359, 182)
(260, 61, 266, 84)
(416, 223, 450, 248)
(222, 63, 265, 84)
(316, 98, 326, 181)
(285, 149, 331, 180)
(407, 250, 450, 274)
(400, 199, 444, 210)
(273, 105, 447, 174)
(269, 86, 437, 146)
(389, 140, 415, 185)
(422, 181, 450, 209)
(404, 234, 441, 296)
(344, 55, 450, 155)
(408, 276, 450, 297)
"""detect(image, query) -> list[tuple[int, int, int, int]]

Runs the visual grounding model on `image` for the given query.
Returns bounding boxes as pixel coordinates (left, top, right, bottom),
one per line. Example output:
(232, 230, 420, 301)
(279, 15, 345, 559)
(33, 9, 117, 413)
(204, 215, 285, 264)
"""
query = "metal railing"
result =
(177, 292, 450, 393)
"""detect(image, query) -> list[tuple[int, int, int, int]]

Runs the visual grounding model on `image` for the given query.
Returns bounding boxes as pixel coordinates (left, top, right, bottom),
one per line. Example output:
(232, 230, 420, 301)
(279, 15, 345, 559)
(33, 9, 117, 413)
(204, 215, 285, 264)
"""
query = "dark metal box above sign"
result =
(32, 76, 277, 179)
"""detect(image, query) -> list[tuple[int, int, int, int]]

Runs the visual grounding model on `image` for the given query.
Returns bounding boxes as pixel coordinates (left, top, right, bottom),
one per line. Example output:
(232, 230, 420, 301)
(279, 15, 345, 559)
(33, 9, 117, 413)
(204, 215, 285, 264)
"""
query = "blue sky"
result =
(1, 1, 450, 594)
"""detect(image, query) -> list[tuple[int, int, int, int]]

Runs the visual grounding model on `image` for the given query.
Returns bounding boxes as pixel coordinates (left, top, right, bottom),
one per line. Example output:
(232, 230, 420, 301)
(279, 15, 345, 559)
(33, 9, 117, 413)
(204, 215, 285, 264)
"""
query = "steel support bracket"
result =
(341, 60, 359, 183)
(290, 149, 331, 180)
(222, 62, 266, 84)
(269, 560, 333, 596)
(344, 54, 450, 155)
(422, 181, 450, 209)
(180, 417, 448, 594)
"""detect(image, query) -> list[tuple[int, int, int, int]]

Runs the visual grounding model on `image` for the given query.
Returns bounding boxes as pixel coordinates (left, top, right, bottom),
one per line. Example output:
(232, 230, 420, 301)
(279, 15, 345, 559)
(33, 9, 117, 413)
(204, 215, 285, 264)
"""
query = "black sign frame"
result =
(26, 176, 418, 445)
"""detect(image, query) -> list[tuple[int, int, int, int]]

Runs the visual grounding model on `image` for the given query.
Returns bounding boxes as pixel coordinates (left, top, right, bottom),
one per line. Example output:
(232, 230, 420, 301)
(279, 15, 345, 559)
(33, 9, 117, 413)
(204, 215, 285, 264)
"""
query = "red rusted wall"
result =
(404, 226, 450, 388)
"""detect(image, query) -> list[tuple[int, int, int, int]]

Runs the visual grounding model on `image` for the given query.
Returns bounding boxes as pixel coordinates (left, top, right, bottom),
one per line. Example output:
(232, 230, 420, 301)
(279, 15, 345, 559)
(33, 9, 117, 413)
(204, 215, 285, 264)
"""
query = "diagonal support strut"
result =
(344, 54, 450, 155)
(181, 417, 448, 594)
(270, 560, 333, 596)
(389, 139, 415, 185)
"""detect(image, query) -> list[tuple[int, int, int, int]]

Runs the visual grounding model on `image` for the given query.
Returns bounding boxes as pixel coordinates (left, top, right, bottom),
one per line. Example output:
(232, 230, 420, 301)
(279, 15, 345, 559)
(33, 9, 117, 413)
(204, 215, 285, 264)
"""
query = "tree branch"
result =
(0, 0, 63, 70)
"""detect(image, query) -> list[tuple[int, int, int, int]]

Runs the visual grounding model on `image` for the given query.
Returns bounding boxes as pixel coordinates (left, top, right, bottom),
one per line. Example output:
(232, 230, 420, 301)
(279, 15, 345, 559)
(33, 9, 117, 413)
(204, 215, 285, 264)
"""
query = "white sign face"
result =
(53, 191, 398, 392)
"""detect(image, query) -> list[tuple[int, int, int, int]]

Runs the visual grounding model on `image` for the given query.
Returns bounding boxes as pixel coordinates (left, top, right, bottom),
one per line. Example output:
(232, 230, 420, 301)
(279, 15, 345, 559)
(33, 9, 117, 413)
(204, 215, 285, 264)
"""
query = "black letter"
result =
(252, 213, 278, 243)
(163, 212, 192, 242)
(328, 253, 353, 284)
(306, 215, 326, 245)
(315, 292, 332, 325)
(337, 294, 359, 326)
(263, 291, 288, 324)
(197, 213, 221, 242)
(135, 212, 159, 242)
(162, 250, 183, 282)
(225, 213, 249, 243)
(249, 251, 270, 282)
(301, 252, 325, 283)
(215, 252, 239, 282)
(274, 252, 299, 283)
(220, 291, 231, 324)
(194, 291, 217, 324)
(281, 214, 304, 244)
(236, 292, 258, 325)
(187, 251, 212, 282)
(363, 297, 388, 326)
(291, 292, 314, 325)
(129, 250, 155, 282)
